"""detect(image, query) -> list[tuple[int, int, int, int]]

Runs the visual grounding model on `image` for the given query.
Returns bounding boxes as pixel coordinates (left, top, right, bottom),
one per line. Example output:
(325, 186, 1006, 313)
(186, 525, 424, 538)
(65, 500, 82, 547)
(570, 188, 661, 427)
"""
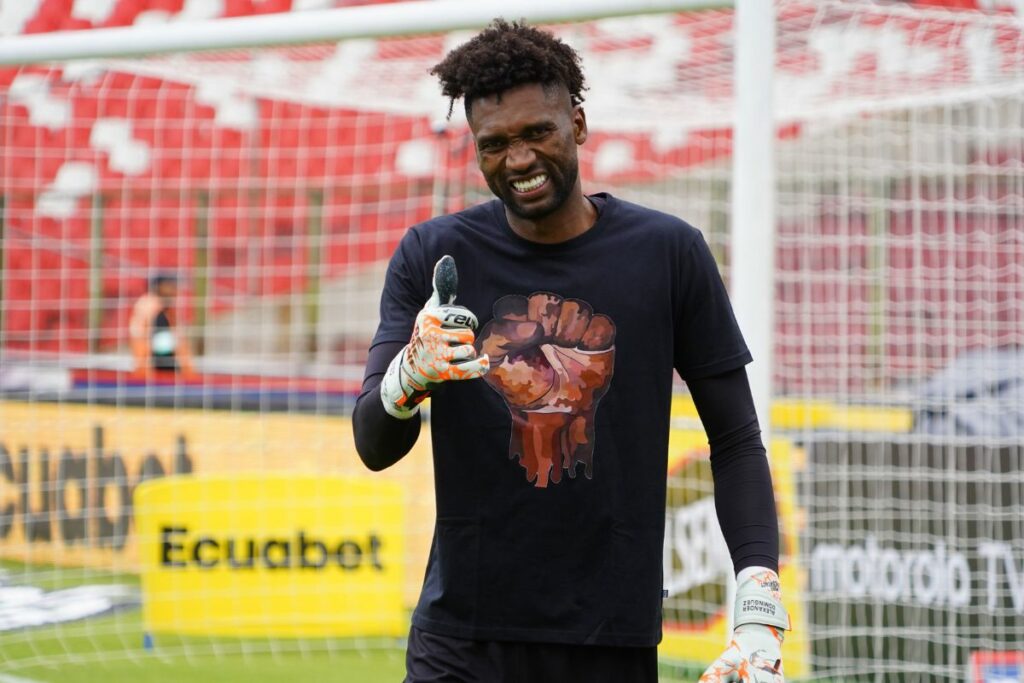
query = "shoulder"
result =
(601, 194, 704, 247)
(397, 200, 502, 269)
(131, 293, 160, 314)
(408, 200, 499, 242)
(387, 200, 502, 281)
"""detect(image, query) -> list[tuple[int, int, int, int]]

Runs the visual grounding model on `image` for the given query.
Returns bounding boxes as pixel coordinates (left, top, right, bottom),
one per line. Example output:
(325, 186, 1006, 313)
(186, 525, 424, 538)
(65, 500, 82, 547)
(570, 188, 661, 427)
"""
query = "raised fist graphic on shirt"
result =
(475, 293, 616, 488)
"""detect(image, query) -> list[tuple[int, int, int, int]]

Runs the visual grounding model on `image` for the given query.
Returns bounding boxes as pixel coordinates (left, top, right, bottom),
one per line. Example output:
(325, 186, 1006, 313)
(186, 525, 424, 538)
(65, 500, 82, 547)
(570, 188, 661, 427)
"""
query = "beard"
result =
(489, 159, 579, 221)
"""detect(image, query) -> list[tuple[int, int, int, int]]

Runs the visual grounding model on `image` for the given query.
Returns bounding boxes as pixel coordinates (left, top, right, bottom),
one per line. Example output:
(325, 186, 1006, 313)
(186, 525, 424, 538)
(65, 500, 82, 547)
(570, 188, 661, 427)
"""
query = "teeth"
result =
(512, 174, 547, 193)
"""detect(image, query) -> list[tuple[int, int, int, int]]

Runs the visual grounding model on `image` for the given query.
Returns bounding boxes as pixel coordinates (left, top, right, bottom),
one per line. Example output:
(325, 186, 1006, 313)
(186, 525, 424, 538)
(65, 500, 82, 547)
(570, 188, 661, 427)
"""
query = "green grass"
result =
(2, 608, 406, 683)
(0, 560, 706, 682)
(0, 560, 405, 682)
(0, 560, 140, 591)
(10, 646, 406, 683)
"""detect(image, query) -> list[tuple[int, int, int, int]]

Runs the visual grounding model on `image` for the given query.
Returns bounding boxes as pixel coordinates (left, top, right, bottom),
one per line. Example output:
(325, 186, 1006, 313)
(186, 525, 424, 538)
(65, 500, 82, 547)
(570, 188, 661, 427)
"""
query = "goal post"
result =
(1, 1, 1023, 681)
(0, 0, 730, 64)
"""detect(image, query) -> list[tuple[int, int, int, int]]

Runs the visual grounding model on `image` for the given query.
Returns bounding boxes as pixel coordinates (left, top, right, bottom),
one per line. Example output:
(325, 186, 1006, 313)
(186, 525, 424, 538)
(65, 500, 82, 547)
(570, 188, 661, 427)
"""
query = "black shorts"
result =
(404, 626, 658, 683)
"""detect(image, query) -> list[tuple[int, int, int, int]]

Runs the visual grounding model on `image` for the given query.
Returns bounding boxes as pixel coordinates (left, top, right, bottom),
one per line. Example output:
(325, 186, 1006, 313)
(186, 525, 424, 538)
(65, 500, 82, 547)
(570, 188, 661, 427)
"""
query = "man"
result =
(129, 272, 195, 377)
(353, 19, 788, 683)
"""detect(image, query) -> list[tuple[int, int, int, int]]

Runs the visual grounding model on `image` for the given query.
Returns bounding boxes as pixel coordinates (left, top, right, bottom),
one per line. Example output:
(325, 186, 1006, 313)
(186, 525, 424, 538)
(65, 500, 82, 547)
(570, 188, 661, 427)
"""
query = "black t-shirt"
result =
(369, 193, 751, 647)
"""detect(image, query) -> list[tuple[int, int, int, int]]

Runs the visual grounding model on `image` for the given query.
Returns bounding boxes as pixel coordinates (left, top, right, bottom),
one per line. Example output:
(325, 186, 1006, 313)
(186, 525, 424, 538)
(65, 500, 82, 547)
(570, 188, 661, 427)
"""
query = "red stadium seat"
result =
(148, 0, 185, 11)
(60, 17, 93, 31)
(252, 0, 292, 13)
(103, 0, 147, 27)
(223, 0, 255, 18)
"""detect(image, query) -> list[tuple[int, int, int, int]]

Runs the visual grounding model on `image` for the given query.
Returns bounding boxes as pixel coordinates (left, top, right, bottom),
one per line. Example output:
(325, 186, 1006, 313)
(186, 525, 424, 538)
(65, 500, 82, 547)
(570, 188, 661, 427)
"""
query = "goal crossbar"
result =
(0, 0, 730, 66)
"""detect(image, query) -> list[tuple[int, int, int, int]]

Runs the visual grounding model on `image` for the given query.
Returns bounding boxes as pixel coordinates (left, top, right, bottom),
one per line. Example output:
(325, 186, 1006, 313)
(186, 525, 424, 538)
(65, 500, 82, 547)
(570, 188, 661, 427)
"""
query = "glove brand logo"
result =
(476, 292, 616, 488)
(441, 311, 476, 328)
(751, 571, 782, 598)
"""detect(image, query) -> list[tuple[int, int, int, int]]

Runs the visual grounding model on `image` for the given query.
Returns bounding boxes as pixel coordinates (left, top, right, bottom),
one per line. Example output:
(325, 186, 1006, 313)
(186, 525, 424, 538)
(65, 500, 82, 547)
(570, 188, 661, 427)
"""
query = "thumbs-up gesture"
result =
(380, 255, 490, 418)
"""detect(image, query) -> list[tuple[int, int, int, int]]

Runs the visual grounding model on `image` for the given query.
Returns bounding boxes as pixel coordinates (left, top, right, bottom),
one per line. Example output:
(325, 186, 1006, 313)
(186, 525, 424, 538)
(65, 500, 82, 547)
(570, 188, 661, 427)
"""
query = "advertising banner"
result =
(658, 428, 809, 676)
(969, 651, 1024, 683)
(134, 474, 405, 637)
(803, 439, 1024, 680)
(0, 400, 434, 606)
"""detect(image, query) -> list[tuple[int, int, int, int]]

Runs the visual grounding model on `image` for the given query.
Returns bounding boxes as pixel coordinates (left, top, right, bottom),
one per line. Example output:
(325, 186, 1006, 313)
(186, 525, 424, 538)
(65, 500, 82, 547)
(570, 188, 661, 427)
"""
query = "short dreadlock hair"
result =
(430, 19, 587, 120)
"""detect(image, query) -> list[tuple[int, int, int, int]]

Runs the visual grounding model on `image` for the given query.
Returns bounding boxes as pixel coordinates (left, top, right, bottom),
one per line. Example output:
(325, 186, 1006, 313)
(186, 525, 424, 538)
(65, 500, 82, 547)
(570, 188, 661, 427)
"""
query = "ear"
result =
(573, 105, 588, 145)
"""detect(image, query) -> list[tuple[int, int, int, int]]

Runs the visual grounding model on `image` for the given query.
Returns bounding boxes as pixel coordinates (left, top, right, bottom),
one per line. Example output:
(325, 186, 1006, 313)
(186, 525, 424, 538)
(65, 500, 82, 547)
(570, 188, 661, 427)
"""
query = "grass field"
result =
(0, 560, 406, 682)
(3, 624, 407, 683)
(0, 560, 706, 682)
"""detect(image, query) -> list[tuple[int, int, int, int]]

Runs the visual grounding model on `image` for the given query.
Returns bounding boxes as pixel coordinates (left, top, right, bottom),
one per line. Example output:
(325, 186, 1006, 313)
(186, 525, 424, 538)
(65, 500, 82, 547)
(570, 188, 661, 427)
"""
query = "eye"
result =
(523, 126, 553, 141)
(477, 139, 505, 154)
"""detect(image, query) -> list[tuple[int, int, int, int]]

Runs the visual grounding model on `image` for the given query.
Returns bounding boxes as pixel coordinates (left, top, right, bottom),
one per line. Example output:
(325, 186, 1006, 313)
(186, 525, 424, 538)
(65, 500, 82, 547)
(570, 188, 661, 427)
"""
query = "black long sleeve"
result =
(686, 366, 780, 574)
(352, 341, 422, 471)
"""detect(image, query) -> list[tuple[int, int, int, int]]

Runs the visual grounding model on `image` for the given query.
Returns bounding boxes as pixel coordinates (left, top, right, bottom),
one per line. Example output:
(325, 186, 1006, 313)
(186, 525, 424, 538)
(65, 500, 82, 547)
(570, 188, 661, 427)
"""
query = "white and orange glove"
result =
(700, 567, 790, 683)
(380, 255, 489, 419)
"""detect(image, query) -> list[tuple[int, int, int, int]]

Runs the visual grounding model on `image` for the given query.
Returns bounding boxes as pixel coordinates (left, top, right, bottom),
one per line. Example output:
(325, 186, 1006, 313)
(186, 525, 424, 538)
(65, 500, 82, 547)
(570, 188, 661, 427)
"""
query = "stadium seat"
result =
(251, 0, 292, 13)
(224, 0, 256, 17)
(103, 0, 149, 27)
(60, 17, 93, 31)
(4, 276, 34, 304)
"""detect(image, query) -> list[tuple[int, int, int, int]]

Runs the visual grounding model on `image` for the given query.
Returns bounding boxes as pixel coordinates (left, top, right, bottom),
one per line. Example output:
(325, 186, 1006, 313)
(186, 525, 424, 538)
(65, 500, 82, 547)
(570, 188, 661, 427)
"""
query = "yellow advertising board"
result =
(659, 432, 809, 676)
(134, 474, 405, 637)
(0, 400, 435, 606)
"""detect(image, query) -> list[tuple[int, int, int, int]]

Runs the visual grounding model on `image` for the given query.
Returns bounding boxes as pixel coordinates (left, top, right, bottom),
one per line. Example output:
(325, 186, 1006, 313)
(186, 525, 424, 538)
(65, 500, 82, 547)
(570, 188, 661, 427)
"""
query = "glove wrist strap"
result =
(380, 349, 421, 420)
(734, 566, 790, 630)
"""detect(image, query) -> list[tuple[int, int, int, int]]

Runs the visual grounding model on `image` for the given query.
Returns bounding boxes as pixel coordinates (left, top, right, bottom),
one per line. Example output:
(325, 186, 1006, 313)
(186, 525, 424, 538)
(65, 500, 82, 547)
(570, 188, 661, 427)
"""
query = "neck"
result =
(505, 188, 597, 244)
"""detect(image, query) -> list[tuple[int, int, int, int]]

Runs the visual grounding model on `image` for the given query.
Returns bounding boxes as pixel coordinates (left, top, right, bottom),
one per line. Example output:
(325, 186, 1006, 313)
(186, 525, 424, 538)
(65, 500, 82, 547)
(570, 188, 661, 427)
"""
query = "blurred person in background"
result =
(129, 272, 195, 378)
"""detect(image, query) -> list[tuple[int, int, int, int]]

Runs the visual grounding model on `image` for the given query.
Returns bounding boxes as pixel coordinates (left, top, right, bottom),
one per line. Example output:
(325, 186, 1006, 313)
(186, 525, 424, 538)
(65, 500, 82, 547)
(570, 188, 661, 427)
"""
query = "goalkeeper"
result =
(353, 19, 788, 683)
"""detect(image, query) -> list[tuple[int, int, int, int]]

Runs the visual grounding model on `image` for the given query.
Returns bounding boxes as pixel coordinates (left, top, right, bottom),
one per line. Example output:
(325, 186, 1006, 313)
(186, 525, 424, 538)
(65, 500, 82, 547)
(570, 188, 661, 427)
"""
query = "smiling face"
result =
(468, 83, 588, 223)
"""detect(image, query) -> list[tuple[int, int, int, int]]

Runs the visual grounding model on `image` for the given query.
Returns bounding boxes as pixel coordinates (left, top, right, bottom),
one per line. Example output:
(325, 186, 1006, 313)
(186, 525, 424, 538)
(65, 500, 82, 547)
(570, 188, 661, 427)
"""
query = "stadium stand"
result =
(2, 0, 1021, 393)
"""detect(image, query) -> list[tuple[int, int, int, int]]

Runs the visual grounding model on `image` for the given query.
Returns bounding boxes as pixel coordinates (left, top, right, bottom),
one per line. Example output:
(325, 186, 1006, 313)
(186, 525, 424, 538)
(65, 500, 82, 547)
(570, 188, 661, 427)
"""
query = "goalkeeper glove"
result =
(700, 566, 790, 683)
(380, 256, 489, 419)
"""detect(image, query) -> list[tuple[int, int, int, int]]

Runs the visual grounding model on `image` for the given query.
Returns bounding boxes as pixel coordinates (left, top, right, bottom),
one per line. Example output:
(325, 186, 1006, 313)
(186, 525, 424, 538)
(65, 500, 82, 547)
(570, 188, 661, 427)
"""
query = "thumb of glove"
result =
(429, 255, 458, 307)
(426, 255, 480, 332)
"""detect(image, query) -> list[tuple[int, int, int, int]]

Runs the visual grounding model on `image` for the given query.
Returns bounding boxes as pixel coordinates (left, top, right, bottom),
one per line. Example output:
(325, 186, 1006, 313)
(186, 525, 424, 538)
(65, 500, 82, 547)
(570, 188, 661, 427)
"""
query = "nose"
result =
(505, 138, 536, 171)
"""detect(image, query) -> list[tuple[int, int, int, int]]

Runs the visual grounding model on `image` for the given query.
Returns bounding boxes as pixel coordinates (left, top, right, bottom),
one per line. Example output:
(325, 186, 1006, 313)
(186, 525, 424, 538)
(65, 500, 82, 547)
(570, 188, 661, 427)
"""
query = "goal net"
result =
(1, 1, 1022, 681)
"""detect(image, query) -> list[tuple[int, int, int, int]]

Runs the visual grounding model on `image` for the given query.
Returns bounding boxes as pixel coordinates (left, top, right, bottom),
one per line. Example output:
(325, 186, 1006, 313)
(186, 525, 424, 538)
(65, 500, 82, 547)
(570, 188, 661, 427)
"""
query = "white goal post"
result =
(0, 0, 733, 63)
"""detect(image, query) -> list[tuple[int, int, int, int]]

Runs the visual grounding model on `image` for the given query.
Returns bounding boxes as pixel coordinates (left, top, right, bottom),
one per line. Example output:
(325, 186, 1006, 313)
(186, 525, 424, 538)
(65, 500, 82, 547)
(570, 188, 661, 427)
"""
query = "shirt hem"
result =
(410, 613, 662, 648)
(679, 350, 752, 381)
